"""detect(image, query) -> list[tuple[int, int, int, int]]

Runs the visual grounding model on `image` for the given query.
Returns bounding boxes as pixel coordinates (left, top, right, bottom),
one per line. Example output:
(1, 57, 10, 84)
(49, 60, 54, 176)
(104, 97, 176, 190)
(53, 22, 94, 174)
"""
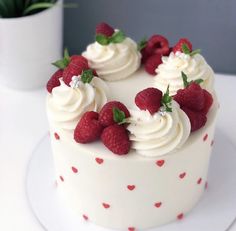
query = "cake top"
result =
(46, 22, 215, 157)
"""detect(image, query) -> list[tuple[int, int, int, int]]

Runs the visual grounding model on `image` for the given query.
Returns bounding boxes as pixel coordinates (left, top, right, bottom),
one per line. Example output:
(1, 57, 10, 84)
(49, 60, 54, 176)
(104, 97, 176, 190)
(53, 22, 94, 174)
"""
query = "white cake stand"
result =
(26, 128, 236, 231)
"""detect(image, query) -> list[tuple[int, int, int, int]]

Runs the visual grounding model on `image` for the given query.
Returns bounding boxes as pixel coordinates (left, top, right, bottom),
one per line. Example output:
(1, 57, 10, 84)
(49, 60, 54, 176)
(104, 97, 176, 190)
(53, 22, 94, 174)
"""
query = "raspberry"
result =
(147, 34, 170, 56)
(46, 69, 63, 93)
(173, 38, 192, 53)
(141, 45, 153, 64)
(202, 89, 213, 114)
(63, 56, 89, 86)
(182, 107, 207, 132)
(99, 101, 130, 127)
(174, 83, 205, 111)
(101, 124, 131, 155)
(74, 111, 103, 143)
(135, 88, 163, 114)
(144, 54, 162, 75)
(96, 22, 115, 37)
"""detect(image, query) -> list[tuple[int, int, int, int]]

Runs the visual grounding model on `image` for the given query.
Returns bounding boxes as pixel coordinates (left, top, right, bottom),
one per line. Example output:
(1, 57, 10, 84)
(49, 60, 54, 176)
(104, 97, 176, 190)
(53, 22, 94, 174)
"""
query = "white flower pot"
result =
(0, 0, 63, 90)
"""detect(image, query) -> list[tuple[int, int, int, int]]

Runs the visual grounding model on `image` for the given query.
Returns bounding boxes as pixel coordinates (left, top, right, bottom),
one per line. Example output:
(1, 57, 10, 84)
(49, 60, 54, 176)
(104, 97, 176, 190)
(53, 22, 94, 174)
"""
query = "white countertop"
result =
(0, 73, 235, 231)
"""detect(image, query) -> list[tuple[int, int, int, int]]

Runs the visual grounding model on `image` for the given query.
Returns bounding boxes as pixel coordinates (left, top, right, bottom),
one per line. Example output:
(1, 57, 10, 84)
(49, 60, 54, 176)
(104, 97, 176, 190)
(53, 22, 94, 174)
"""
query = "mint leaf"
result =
(181, 71, 189, 88)
(182, 43, 191, 54)
(81, 69, 94, 83)
(190, 49, 201, 56)
(96, 34, 110, 45)
(52, 60, 68, 69)
(137, 38, 147, 51)
(161, 85, 172, 112)
(193, 79, 204, 85)
(110, 30, 126, 43)
(113, 107, 126, 124)
(64, 48, 70, 63)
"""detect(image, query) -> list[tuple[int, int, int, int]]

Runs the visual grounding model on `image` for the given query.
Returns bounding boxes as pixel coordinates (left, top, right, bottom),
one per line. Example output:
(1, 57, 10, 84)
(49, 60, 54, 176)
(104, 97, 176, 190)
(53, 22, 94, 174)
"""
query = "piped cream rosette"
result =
(127, 101, 191, 157)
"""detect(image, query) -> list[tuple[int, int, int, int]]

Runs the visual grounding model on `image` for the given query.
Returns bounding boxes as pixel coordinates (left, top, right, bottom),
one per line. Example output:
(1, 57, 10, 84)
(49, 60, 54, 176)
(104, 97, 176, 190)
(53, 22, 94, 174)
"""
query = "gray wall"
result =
(64, 0, 236, 74)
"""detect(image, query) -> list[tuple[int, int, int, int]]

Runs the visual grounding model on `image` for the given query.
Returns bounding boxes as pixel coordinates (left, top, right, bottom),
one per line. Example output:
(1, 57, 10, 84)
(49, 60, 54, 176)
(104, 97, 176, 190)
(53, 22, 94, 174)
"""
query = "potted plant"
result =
(0, 0, 63, 90)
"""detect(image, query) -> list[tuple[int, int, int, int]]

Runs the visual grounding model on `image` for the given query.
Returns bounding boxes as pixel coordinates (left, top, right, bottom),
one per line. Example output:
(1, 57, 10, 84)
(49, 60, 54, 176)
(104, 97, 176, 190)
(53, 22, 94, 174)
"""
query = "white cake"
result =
(46, 23, 218, 230)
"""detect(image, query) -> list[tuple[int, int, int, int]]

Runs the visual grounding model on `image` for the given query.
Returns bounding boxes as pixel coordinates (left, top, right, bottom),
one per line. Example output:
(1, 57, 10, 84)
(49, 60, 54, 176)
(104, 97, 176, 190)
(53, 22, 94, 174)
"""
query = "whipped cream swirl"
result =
(154, 52, 214, 95)
(127, 101, 191, 157)
(82, 35, 141, 81)
(47, 77, 109, 130)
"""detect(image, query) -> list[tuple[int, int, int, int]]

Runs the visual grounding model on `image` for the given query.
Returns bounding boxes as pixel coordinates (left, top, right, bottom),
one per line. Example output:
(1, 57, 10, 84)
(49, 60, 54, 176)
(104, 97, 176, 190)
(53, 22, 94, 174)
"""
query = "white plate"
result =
(26, 128, 236, 231)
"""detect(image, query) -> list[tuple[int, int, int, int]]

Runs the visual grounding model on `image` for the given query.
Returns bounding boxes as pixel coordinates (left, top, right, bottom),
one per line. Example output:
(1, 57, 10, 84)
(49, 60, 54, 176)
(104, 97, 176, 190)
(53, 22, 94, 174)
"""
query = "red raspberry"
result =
(173, 38, 192, 53)
(182, 107, 207, 132)
(141, 45, 153, 64)
(174, 83, 205, 111)
(147, 34, 170, 56)
(96, 22, 115, 37)
(101, 124, 131, 155)
(46, 69, 63, 93)
(135, 88, 163, 114)
(63, 56, 89, 86)
(144, 54, 162, 75)
(99, 101, 130, 127)
(202, 89, 213, 114)
(74, 111, 104, 143)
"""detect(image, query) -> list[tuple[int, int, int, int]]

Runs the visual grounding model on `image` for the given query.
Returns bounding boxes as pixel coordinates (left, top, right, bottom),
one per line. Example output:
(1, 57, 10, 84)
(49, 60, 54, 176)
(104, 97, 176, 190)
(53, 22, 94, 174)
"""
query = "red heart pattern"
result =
(197, 178, 202, 184)
(203, 134, 208, 141)
(95, 158, 104, 164)
(154, 202, 162, 208)
(72, 166, 78, 173)
(156, 159, 165, 167)
(59, 176, 64, 182)
(83, 214, 88, 221)
(127, 185, 135, 191)
(177, 213, 184, 220)
(102, 203, 110, 209)
(54, 132, 60, 140)
(128, 227, 135, 231)
(179, 172, 186, 179)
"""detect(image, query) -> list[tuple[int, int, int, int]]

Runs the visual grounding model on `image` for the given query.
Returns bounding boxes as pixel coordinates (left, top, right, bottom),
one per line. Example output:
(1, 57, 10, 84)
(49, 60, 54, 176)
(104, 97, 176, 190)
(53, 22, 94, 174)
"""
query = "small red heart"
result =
(154, 202, 162, 208)
(203, 134, 208, 141)
(177, 213, 184, 220)
(156, 159, 165, 167)
(197, 177, 202, 184)
(83, 214, 88, 221)
(127, 185, 135, 191)
(59, 176, 64, 182)
(72, 166, 78, 173)
(95, 158, 104, 164)
(179, 172, 186, 179)
(102, 203, 110, 209)
(54, 132, 60, 140)
(128, 227, 135, 231)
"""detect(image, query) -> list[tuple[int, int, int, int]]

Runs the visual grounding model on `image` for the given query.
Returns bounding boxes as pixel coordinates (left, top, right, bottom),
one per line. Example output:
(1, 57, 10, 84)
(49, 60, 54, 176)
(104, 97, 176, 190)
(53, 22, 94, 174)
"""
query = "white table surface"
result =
(0, 73, 235, 231)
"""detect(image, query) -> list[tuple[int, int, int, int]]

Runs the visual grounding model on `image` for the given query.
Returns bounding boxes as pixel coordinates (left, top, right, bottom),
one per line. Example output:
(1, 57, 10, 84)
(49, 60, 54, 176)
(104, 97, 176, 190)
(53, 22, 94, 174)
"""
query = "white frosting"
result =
(47, 77, 109, 130)
(154, 52, 214, 95)
(82, 35, 141, 81)
(127, 101, 191, 157)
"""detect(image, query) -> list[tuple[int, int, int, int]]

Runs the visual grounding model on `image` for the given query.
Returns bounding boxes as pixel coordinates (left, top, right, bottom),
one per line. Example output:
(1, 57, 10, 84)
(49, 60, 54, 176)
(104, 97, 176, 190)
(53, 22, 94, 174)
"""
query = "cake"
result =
(46, 23, 218, 230)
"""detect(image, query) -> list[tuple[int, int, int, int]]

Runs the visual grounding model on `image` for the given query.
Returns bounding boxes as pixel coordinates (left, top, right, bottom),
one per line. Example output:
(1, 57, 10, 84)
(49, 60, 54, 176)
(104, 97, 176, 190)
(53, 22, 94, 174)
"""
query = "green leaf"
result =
(182, 43, 191, 54)
(64, 48, 70, 63)
(52, 59, 68, 69)
(190, 49, 201, 56)
(81, 69, 94, 83)
(137, 37, 147, 51)
(110, 30, 126, 44)
(181, 71, 189, 88)
(193, 79, 204, 85)
(161, 85, 172, 112)
(95, 34, 110, 45)
(23, 2, 54, 15)
(113, 107, 126, 124)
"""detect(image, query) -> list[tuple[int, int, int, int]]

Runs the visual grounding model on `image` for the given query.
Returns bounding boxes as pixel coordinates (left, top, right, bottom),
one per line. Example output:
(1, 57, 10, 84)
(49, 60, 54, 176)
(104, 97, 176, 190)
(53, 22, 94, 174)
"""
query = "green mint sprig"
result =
(181, 71, 203, 88)
(113, 107, 127, 124)
(52, 48, 70, 69)
(182, 43, 201, 56)
(137, 38, 148, 51)
(96, 30, 126, 46)
(81, 69, 94, 84)
(161, 85, 172, 112)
